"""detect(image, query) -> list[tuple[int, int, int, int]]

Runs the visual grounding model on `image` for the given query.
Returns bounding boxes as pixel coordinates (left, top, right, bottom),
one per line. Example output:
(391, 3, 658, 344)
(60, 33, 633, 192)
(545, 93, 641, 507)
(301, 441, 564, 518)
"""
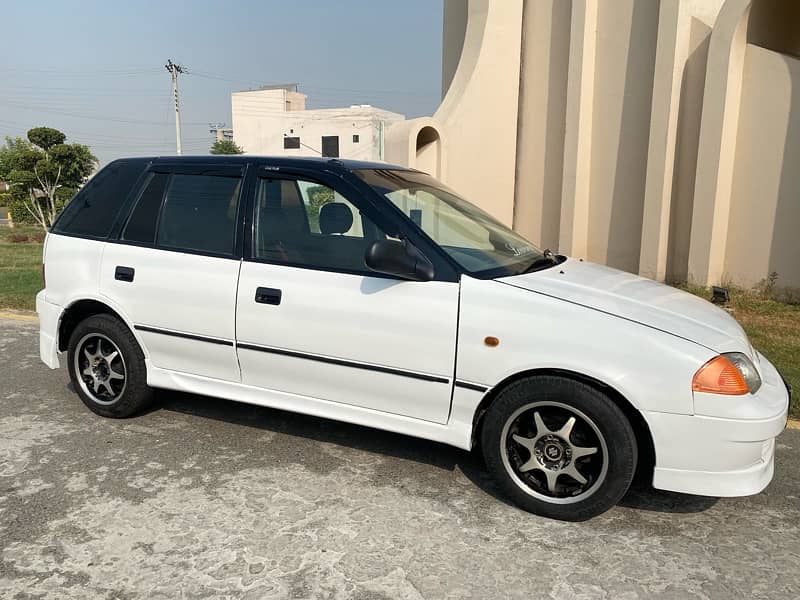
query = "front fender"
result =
(457, 276, 714, 416)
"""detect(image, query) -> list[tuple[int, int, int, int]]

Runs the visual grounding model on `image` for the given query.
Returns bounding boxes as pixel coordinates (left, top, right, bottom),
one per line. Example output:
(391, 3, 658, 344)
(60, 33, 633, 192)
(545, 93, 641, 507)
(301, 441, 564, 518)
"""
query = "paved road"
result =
(0, 318, 798, 599)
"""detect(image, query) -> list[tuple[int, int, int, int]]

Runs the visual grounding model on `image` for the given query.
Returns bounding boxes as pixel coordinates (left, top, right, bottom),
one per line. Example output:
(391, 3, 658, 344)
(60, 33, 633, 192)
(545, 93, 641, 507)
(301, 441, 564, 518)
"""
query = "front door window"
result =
(253, 177, 390, 275)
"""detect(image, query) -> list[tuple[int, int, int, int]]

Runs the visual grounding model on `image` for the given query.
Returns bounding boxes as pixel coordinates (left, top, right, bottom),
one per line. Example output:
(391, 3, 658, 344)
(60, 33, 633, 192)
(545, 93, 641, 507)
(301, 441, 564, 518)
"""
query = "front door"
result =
(235, 171, 459, 423)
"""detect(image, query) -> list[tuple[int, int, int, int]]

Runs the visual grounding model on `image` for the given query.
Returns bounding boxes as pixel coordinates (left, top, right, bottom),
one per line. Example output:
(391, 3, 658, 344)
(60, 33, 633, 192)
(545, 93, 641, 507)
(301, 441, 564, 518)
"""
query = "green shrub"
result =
(306, 185, 334, 232)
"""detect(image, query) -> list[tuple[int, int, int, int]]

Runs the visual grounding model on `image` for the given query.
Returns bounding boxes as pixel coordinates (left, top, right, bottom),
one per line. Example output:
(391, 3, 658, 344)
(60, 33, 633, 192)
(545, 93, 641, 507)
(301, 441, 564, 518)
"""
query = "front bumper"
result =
(36, 290, 62, 369)
(647, 352, 789, 497)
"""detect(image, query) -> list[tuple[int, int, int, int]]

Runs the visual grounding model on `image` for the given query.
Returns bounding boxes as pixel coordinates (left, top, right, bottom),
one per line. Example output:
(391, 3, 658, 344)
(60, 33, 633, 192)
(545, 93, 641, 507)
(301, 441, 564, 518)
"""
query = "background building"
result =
(209, 125, 234, 143)
(232, 84, 404, 160)
(386, 0, 800, 292)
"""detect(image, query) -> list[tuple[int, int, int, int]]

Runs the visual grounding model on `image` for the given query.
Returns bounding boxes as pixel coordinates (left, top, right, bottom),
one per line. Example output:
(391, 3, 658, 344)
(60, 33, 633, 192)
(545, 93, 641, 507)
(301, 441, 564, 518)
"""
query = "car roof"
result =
(114, 155, 412, 173)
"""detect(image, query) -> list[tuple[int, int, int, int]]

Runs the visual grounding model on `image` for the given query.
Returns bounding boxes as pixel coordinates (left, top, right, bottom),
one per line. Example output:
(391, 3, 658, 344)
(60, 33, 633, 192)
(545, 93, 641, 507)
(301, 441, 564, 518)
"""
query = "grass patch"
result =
(0, 225, 43, 311)
(681, 284, 798, 418)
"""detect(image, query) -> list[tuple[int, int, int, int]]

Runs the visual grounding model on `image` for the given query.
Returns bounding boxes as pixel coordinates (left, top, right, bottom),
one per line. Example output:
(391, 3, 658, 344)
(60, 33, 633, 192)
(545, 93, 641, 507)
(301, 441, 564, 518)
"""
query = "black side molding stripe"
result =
(134, 325, 234, 347)
(455, 380, 489, 393)
(237, 342, 450, 384)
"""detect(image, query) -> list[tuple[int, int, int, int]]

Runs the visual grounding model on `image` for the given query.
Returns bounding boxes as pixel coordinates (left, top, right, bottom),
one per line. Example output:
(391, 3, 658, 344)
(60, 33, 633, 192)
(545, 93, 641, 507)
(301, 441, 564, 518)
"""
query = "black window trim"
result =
(117, 171, 166, 246)
(51, 158, 153, 242)
(107, 162, 250, 261)
(243, 163, 459, 282)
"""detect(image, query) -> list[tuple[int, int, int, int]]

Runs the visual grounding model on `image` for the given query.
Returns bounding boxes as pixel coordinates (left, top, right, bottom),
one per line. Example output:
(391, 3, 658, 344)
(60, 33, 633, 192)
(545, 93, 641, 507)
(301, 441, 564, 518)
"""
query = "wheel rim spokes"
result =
(75, 334, 126, 405)
(507, 408, 603, 497)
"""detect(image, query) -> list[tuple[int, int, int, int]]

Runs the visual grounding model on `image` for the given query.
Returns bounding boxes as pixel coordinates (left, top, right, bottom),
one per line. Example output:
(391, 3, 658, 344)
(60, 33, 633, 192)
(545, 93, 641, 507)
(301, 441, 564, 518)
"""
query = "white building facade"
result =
(231, 84, 405, 161)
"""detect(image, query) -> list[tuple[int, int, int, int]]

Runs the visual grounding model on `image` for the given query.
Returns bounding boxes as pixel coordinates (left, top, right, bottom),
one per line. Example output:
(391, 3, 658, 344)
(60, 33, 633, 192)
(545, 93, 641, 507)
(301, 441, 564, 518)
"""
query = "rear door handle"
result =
(255, 287, 282, 305)
(115, 266, 135, 282)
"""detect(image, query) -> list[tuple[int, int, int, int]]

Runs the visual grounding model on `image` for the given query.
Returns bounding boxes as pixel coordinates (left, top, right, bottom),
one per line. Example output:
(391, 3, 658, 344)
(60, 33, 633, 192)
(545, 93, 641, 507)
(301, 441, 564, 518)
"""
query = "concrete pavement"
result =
(0, 317, 798, 599)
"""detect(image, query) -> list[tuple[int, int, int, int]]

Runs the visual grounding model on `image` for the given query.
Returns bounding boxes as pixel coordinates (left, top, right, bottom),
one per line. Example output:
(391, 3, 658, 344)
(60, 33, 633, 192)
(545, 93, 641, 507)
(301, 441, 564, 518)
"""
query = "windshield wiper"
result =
(522, 249, 560, 274)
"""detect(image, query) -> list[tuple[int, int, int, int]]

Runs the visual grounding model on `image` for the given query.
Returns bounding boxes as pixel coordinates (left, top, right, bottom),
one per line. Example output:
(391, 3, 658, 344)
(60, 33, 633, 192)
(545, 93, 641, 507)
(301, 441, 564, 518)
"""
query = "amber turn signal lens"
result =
(484, 336, 500, 347)
(692, 355, 749, 395)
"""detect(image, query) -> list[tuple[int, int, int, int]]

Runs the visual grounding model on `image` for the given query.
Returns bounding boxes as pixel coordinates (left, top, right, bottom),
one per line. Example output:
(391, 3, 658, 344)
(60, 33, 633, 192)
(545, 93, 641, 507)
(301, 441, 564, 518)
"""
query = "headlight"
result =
(692, 352, 762, 395)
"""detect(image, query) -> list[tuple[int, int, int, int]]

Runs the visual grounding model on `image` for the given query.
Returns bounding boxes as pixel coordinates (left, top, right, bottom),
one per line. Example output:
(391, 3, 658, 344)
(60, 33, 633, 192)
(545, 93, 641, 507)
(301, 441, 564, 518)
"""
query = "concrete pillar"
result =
(559, 0, 598, 257)
(512, 0, 571, 251)
(688, 0, 753, 285)
(639, 1, 688, 281)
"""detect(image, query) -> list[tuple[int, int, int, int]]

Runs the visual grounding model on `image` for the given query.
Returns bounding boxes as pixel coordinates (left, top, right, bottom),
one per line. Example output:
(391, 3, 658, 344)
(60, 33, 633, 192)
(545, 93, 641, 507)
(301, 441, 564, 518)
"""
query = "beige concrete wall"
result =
(431, 0, 524, 226)
(586, 0, 660, 272)
(383, 0, 799, 292)
(512, 0, 571, 251)
(725, 45, 800, 287)
(666, 17, 713, 283)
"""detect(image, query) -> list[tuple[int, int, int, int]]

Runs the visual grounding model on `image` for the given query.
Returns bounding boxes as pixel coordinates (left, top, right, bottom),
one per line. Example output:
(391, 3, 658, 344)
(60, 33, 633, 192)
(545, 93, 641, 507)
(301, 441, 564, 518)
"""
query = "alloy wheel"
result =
(500, 401, 609, 504)
(74, 333, 127, 405)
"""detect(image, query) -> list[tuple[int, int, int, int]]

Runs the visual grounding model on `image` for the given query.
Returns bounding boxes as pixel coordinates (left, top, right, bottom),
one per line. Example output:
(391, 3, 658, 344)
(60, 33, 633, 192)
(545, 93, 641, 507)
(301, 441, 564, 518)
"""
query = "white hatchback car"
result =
(37, 156, 790, 520)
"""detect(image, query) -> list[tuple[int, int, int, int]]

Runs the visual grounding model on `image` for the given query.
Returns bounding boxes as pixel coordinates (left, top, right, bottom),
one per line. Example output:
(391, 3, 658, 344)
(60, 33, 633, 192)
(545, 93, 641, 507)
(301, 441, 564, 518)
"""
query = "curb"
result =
(788, 419, 800, 430)
(0, 310, 38, 322)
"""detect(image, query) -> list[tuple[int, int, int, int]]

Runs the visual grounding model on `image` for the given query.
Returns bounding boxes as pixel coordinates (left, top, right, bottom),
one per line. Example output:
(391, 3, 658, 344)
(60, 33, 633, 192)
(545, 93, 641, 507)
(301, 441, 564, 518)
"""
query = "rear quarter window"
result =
(52, 159, 147, 239)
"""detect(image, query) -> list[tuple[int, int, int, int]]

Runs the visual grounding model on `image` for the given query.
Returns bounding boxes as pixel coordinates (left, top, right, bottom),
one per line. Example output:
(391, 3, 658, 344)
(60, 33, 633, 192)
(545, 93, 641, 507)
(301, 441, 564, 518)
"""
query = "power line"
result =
(0, 100, 208, 126)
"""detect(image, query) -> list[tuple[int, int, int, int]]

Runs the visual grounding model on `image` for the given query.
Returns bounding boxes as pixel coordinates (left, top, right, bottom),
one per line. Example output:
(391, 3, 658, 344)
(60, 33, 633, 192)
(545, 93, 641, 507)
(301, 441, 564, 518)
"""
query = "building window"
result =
(284, 136, 300, 149)
(321, 135, 340, 158)
(353, 134, 360, 143)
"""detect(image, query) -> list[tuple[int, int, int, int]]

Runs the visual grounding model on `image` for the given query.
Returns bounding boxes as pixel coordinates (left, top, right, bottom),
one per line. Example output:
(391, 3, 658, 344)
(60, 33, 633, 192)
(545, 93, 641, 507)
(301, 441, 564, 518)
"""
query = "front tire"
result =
(481, 376, 637, 521)
(67, 314, 153, 418)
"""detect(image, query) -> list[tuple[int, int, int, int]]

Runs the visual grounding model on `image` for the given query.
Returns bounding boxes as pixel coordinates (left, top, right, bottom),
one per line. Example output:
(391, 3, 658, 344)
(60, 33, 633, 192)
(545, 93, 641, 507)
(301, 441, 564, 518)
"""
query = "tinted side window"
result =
(121, 173, 169, 244)
(253, 177, 388, 273)
(53, 160, 145, 238)
(157, 174, 241, 256)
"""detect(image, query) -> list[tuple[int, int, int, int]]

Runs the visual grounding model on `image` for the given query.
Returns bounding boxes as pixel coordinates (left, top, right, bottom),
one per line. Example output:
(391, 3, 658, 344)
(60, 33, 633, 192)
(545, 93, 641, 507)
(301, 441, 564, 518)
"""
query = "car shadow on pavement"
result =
(619, 483, 718, 514)
(149, 389, 719, 516)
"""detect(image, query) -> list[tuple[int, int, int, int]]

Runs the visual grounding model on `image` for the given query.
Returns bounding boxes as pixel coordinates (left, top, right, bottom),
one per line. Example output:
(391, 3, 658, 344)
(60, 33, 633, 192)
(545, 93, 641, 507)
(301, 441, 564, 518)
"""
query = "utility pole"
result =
(165, 60, 185, 155)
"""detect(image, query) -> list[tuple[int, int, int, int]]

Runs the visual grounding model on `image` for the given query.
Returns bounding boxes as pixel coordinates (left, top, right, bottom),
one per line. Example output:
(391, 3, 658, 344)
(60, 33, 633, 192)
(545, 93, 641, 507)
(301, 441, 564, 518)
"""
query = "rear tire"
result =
(481, 376, 637, 521)
(67, 314, 153, 418)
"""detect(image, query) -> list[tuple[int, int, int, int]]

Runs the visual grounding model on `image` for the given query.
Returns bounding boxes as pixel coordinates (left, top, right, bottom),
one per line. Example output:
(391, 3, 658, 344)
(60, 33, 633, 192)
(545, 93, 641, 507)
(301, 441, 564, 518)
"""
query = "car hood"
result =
(498, 259, 750, 355)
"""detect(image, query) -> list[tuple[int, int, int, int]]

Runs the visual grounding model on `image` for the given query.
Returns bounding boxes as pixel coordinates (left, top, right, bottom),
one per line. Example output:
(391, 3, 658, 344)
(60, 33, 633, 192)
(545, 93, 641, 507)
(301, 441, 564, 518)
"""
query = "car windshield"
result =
(354, 169, 548, 278)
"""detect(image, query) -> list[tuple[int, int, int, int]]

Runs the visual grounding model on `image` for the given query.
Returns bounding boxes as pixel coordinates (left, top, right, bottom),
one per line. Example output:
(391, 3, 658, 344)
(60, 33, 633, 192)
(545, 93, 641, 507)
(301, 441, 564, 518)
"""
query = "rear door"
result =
(99, 163, 246, 381)
(235, 167, 459, 423)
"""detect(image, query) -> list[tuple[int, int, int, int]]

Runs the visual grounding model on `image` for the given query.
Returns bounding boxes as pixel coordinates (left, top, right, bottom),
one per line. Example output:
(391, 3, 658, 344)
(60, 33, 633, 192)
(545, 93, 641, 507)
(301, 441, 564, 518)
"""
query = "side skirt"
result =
(146, 361, 484, 451)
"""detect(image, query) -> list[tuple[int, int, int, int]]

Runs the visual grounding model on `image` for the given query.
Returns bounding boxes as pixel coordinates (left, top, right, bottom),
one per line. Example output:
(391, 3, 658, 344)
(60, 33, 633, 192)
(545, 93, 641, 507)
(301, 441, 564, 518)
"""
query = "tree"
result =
(27, 127, 66, 152)
(0, 127, 97, 230)
(210, 139, 244, 155)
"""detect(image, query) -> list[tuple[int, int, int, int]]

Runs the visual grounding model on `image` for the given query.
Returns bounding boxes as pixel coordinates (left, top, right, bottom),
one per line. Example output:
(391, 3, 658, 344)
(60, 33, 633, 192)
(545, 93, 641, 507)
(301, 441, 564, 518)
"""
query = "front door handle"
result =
(255, 287, 282, 305)
(115, 266, 135, 282)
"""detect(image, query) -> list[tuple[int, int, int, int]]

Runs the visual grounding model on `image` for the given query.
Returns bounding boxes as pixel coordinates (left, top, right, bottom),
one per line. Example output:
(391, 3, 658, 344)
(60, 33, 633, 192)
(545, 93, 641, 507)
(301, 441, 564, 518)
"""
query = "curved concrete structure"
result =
(688, 0, 753, 286)
(386, 0, 800, 292)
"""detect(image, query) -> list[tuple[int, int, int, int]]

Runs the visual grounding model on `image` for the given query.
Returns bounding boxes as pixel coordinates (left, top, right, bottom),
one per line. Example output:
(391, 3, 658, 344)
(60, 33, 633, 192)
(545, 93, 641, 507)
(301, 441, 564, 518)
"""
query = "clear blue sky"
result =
(0, 0, 443, 164)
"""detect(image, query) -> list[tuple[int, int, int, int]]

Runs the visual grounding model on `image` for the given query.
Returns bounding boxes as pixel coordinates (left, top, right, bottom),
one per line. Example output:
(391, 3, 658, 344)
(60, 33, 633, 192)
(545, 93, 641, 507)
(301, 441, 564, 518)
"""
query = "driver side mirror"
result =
(365, 239, 435, 282)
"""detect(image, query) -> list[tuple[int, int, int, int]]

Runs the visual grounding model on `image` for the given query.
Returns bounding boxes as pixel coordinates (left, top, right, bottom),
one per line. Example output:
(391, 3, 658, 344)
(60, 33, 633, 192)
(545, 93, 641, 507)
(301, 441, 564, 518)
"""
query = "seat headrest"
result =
(319, 202, 354, 235)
